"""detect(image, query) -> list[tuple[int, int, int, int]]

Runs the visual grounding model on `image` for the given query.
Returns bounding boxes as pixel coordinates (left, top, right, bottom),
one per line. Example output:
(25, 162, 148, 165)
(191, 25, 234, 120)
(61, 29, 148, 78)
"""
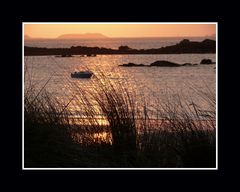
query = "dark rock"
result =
(150, 60, 181, 67)
(179, 39, 191, 44)
(119, 63, 145, 67)
(182, 63, 192, 66)
(118, 45, 132, 51)
(200, 59, 214, 64)
(201, 39, 216, 45)
(119, 61, 201, 68)
(182, 63, 198, 66)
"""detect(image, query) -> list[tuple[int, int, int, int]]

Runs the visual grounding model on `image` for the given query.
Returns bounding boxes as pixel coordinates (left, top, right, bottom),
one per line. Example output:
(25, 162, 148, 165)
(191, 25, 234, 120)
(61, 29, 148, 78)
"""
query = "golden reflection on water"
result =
(93, 132, 112, 144)
(73, 128, 112, 144)
(25, 55, 216, 146)
(68, 116, 110, 126)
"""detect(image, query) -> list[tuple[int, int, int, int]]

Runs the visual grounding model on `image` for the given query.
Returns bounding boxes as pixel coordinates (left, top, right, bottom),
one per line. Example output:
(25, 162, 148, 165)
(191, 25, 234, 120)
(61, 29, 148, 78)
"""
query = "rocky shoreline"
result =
(119, 59, 216, 67)
(24, 39, 216, 56)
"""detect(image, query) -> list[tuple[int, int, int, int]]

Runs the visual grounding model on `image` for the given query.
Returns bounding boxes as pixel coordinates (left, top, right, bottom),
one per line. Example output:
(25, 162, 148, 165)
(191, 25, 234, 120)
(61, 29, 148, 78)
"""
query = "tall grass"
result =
(24, 68, 216, 168)
(151, 94, 216, 167)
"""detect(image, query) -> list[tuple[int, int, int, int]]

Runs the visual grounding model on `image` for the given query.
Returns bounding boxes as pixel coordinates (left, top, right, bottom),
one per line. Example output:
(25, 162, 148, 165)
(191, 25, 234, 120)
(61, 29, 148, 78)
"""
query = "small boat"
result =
(71, 71, 93, 78)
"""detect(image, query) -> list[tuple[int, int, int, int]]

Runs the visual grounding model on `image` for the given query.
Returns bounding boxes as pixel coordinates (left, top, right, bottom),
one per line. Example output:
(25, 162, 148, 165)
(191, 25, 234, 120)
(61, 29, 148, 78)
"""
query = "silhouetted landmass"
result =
(200, 59, 215, 64)
(182, 63, 198, 66)
(120, 63, 145, 67)
(150, 60, 181, 67)
(119, 59, 215, 67)
(24, 39, 216, 56)
(57, 33, 108, 39)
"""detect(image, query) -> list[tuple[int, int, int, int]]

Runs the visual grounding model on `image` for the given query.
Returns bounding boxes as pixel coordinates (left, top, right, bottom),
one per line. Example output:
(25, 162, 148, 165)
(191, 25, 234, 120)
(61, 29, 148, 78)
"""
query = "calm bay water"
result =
(24, 38, 216, 118)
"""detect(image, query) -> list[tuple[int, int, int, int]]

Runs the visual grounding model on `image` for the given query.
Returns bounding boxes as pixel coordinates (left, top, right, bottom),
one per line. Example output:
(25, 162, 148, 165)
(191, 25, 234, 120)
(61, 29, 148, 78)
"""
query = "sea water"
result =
(24, 38, 216, 119)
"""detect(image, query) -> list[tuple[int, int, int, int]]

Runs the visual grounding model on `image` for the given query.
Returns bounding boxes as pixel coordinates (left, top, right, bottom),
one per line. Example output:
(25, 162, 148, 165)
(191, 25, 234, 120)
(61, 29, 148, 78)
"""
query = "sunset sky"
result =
(24, 23, 216, 38)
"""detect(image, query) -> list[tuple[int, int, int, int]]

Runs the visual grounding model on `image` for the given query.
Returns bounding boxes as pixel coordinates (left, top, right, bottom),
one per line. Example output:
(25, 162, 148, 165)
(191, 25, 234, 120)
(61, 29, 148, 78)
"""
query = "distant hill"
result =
(57, 33, 109, 39)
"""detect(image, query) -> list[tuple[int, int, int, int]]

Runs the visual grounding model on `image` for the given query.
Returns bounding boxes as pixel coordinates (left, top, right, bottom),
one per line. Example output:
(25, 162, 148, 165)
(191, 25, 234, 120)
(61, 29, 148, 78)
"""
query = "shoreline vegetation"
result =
(24, 69, 216, 168)
(24, 39, 216, 56)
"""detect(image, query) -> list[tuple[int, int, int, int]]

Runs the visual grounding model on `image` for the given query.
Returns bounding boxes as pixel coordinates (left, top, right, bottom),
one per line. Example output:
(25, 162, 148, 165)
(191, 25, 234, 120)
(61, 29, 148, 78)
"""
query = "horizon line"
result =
(25, 35, 216, 40)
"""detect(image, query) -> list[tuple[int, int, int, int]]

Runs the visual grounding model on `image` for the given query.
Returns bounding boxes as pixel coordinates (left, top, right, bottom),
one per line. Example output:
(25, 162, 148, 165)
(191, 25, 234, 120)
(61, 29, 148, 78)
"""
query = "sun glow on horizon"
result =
(24, 23, 216, 39)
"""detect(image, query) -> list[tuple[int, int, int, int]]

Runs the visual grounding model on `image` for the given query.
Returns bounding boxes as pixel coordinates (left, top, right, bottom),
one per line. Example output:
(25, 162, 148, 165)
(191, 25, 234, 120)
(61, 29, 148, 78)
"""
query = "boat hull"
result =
(71, 73, 93, 78)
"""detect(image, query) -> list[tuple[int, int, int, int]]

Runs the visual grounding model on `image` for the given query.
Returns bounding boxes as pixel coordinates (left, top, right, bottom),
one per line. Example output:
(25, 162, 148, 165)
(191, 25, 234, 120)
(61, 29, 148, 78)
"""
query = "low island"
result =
(119, 59, 215, 67)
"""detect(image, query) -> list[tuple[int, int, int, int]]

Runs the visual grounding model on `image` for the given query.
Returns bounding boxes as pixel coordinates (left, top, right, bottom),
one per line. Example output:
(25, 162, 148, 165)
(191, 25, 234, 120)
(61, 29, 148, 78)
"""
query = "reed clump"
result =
(24, 70, 216, 168)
